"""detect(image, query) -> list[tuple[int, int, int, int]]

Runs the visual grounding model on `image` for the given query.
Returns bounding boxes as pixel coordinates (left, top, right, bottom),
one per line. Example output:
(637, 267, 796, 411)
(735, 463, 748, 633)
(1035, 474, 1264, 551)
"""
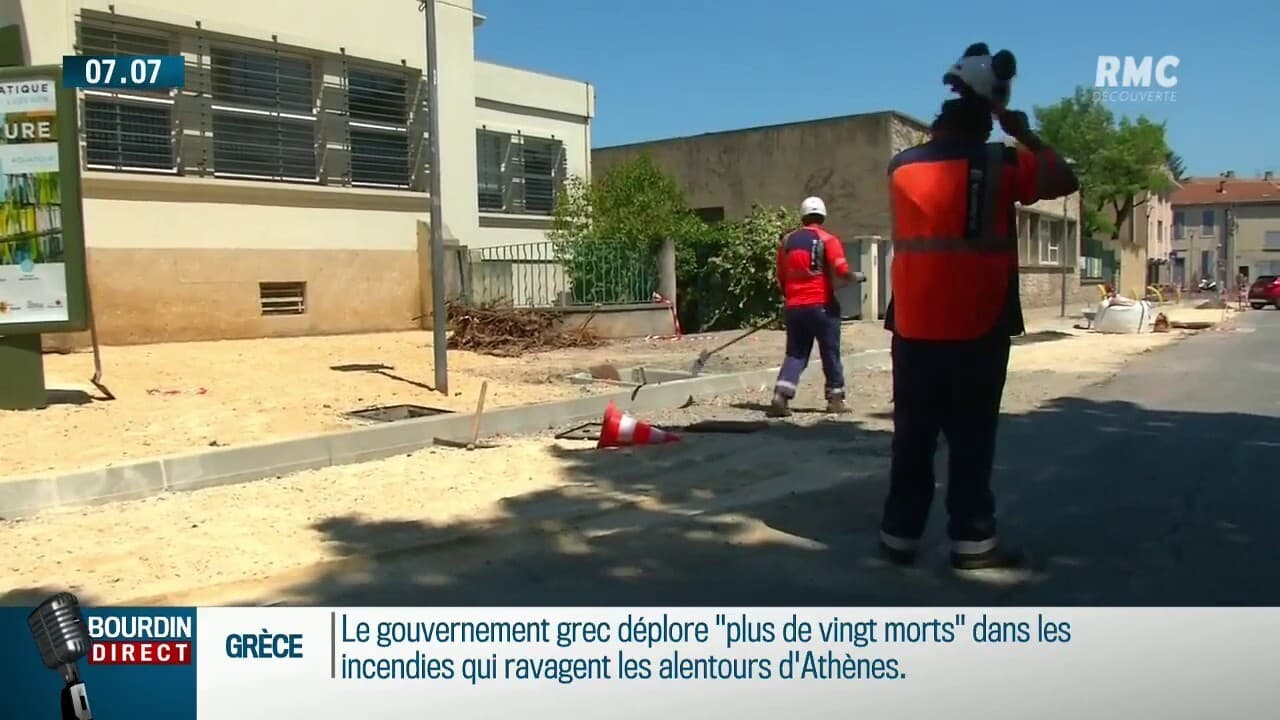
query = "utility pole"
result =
(1060, 191, 1068, 317)
(1222, 206, 1234, 289)
(421, 0, 448, 395)
(1187, 228, 1197, 289)
(1060, 158, 1077, 317)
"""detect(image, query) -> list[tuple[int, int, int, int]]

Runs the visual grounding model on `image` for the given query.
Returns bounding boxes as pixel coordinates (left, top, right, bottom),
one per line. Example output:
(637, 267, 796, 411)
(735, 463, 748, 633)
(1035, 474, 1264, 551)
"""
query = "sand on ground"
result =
(5, 320, 910, 478)
(0, 326, 1193, 606)
(1163, 307, 1235, 325)
(5, 302, 1181, 479)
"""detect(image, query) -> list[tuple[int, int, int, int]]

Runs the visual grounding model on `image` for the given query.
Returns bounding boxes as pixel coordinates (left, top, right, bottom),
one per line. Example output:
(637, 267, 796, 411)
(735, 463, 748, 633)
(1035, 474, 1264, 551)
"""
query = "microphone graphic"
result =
(28, 592, 94, 720)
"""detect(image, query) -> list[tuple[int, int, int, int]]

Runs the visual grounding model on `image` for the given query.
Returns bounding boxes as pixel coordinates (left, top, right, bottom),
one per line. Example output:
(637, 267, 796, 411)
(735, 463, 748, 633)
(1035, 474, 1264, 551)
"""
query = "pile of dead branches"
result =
(445, 300, 603, 357)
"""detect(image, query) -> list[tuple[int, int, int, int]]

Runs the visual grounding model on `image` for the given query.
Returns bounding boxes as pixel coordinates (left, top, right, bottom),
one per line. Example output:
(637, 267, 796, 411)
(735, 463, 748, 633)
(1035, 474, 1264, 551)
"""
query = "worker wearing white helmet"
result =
(768, 195, 855, 417)
(876, 43, 1079, 572)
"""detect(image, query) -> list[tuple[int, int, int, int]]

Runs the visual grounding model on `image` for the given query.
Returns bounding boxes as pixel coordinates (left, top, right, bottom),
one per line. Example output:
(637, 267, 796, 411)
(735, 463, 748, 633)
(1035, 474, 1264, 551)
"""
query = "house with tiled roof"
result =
(1080, 183, 1179, 298)
(1170, 172, 1280, 286)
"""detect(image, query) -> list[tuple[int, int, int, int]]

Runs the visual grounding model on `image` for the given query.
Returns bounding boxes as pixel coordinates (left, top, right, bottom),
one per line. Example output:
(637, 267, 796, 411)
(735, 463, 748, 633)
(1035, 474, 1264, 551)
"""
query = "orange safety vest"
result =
(887, 141, 1023, 341)
(777, 225, 849, 308)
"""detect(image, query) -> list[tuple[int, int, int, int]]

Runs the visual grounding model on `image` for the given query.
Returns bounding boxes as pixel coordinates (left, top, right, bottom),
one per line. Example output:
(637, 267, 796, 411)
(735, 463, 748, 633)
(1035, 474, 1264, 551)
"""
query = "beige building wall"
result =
(1100, 191, 1176, 295)
(75, 177, 424, 343)
(593, 112, 922, 242)
(595, 114, 1091, 312)
(6, 0, 591, 345)
(1016, 193, 1088, 309)
(1173, 201, 1280, 283)
(472, 61, 593, 249)
(1232, 204, 1280, 277)
(1143, 192, 1175, 261)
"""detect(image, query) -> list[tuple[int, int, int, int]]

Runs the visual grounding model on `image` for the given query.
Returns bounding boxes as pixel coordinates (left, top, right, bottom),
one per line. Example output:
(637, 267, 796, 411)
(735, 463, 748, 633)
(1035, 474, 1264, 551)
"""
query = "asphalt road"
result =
(267, 309, 1280, 606)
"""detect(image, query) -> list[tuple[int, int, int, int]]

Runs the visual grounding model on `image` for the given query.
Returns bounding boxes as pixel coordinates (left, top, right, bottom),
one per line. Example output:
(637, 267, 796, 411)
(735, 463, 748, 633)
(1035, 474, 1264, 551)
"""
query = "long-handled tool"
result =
(689, 318, 775, 376)
(85, 271, 115, 401)
(466, 380, 488, 450)
(434, 380, 500, 449)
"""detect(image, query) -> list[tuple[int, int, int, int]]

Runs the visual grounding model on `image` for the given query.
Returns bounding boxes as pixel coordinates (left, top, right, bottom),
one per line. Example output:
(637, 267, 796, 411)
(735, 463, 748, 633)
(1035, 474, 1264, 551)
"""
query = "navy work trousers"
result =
(880, 331, 1011, 546)
(774, 304, 845, 399)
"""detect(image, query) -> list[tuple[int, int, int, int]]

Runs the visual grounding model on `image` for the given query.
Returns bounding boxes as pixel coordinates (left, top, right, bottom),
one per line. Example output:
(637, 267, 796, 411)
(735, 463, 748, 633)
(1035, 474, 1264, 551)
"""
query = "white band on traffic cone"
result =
(617, 414, 637, 443)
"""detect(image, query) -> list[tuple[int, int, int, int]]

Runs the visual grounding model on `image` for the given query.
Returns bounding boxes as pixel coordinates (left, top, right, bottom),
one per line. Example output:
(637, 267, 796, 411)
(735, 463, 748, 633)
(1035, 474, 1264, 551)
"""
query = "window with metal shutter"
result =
(76, 20, 176, 172)
(347, 69, 412, 187)
(209, 47, 317, 181)
(75, 12, 425, 191)
(474, 129, 566, 216)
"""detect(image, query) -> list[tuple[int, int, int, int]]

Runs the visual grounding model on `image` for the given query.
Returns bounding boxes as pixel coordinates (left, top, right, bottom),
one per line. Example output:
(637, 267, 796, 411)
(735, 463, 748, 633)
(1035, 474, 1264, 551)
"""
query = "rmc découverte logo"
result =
(1094, 55, 1179, 103)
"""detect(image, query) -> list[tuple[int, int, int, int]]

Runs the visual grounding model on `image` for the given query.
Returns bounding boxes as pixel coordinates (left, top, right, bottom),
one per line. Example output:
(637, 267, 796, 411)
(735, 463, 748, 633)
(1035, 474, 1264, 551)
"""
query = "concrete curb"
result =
(0, 366, 783, 519)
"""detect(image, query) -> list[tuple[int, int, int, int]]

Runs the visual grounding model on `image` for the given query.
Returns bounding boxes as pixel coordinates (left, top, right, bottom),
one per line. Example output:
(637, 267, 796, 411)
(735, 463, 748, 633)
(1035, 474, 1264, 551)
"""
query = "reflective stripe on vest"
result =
(890, 142, 1015, 341)
(780, 225, 839, 277)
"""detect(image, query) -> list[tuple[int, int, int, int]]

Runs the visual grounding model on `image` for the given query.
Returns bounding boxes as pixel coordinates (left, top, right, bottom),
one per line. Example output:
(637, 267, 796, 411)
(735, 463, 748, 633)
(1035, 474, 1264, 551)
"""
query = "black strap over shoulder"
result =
(963, 144, 990, 240)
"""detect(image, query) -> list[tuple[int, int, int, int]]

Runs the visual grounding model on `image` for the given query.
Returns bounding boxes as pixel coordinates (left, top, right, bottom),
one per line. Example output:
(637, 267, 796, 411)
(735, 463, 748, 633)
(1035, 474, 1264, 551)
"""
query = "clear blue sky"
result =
(473, 0, 1277, 179)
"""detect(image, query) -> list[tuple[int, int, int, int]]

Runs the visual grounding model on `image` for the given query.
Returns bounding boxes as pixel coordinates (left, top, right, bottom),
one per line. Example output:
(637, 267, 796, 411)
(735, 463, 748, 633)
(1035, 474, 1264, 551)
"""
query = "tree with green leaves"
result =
(549, 154, 795, 331)
(550, 154, 706, 249)
(1033, 87, 1174, 242)
(549, 155, 706, 305)
(1165, 150, 1188, 182)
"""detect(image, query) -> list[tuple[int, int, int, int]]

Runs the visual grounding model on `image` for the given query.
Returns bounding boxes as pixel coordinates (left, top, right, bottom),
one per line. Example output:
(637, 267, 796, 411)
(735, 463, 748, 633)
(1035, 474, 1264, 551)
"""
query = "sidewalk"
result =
(0, 311, 1191, 606)
(174, 313, 1275, 607)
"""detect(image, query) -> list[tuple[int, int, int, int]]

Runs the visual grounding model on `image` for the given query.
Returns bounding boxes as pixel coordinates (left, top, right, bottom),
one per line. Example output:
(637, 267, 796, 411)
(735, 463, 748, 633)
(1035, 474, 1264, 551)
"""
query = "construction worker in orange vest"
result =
(877, 44, 1079, 571)
(769, 196, 856, 417)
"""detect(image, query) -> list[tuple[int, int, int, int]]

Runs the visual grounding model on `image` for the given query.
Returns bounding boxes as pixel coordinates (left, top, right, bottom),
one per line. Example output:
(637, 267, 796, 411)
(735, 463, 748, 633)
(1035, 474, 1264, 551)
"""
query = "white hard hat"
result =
(800, 196, 826, 218)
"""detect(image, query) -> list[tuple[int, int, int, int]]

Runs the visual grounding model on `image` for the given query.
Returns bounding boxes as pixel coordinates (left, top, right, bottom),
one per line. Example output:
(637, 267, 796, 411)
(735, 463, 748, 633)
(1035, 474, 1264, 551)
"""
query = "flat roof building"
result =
(595, 111, 1090, 316)
(1, 0, 594, 343)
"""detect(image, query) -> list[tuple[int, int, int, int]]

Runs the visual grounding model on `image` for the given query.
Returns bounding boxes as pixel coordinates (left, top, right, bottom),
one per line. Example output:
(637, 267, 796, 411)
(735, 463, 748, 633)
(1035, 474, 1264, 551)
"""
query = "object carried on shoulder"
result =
(943, 42, 1018, 111)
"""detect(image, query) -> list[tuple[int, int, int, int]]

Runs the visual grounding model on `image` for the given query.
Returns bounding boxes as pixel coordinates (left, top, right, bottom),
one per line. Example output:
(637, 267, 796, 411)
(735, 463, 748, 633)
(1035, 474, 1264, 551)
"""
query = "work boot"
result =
(877, 540, 917, 567)
(825, 393, 849, 414)
(766, 392, 792, 418)
(950, 544, 1027, 571)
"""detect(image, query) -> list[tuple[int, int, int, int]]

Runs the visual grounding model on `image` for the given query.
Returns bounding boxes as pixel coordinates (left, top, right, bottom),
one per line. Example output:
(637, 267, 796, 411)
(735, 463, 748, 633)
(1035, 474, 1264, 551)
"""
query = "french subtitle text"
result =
(331, 611, 1072, 684)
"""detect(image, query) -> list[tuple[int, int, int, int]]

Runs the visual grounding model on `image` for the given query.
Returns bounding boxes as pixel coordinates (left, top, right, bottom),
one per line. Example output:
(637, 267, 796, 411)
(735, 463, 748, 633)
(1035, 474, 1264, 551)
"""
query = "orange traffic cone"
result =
(597, 402, 680, 448)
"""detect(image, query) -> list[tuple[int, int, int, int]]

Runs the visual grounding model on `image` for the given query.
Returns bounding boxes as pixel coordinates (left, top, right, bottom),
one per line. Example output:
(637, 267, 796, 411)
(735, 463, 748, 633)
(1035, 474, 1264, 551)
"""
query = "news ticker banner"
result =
(5, 603, 1280, 719)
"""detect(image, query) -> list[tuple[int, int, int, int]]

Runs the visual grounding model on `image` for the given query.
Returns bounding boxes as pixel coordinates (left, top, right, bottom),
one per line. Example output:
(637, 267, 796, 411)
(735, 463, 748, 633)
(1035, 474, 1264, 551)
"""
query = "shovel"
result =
(688, 318, 775, 376)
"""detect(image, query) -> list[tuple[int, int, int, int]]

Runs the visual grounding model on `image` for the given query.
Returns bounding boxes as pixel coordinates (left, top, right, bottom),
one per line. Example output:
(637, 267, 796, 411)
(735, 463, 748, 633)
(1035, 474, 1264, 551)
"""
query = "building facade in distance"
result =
(1081, 187, 1178, 297)
(1171, 173, 1280, 287)
(1, 0, 594, 344)
(593, 111, 1090, 317)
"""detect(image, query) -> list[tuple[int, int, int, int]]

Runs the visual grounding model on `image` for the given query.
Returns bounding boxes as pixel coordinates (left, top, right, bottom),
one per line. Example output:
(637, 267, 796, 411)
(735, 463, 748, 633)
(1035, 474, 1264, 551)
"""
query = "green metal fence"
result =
(474, 239, 658, 308)
(1080, 237, 1115, 285)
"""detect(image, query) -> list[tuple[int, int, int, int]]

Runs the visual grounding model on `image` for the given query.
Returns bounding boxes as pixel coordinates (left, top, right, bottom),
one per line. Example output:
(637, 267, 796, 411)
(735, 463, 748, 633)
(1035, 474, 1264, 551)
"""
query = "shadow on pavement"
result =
(729, 401, 829, 415)
(1011, 330, 1075, 346)
(330, 363, 438, 393)
(261, 389, 1280, 607)
(44, 389, 96, 407)
(0, 585, 105, 607)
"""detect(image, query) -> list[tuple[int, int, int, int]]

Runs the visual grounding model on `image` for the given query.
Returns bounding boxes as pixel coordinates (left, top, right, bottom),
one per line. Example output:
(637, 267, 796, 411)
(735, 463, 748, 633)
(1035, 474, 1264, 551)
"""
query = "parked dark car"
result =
(1248, 275, 1280, 309)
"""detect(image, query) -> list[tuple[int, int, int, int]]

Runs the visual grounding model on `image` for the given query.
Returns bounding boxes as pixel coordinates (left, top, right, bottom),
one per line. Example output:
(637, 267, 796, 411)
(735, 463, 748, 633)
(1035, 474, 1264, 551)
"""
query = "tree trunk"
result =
(1110, 197, 1136, 245)
(1116, 243, 1149, 299)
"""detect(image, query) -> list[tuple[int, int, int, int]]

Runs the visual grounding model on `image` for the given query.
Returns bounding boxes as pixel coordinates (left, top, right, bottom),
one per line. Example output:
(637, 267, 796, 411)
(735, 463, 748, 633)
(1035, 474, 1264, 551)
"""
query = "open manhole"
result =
(567, 365, 695, 387)
(555, 422, 603, 441)
(345, 404, 454, 423)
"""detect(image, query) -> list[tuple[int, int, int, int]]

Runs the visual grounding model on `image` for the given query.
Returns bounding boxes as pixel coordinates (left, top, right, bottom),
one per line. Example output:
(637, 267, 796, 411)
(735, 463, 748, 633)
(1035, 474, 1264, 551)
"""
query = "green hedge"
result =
(550, 156, 797, 332)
